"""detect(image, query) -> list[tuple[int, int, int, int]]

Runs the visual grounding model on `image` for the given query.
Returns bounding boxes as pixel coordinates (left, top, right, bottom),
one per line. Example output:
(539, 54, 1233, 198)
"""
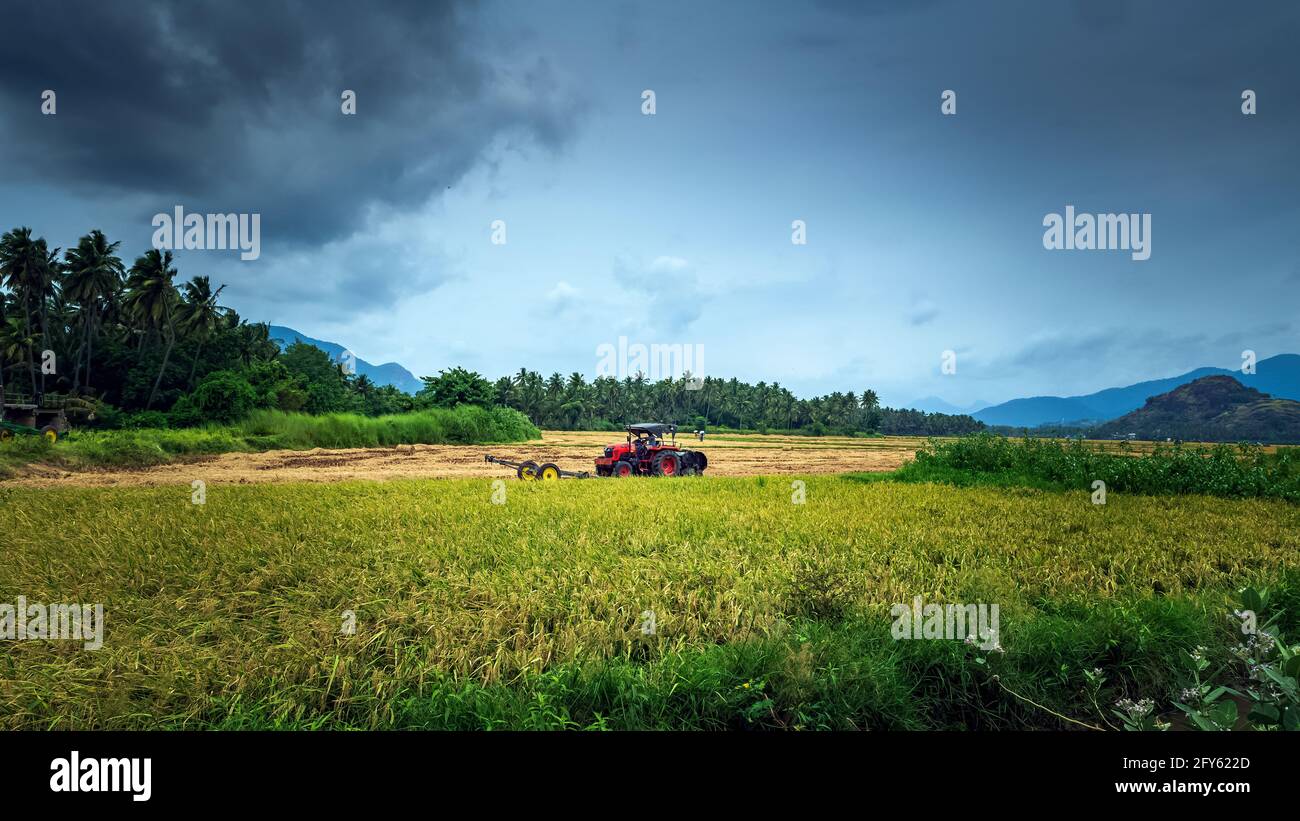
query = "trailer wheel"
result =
(41, 425, 58, 443)
(538, 463, 561, 481)
(516, 460, 539, 481)
(0, 429, 11, 442)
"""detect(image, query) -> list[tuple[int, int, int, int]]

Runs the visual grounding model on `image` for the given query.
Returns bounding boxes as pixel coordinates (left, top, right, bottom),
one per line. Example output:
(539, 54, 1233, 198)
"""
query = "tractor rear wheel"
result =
(687, 451, 706, 476)
(652, 453, 680, 477)
(517, 460, 539, 481)
(537, 463, 561, 481)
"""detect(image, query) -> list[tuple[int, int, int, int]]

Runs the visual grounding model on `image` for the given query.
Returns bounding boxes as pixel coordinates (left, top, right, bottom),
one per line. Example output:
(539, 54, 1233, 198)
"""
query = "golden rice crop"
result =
(0, 477, 1294, 728)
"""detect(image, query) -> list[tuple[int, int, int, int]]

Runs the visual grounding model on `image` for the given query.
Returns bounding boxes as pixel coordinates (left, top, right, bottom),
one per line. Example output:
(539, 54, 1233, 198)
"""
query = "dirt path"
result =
(8, 431, 922, 487)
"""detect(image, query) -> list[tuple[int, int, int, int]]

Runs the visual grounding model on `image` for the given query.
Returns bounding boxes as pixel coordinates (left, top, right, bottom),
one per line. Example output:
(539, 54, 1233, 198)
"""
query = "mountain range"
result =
(971, 354, 1300, 428)
(269, 325, 424, 395)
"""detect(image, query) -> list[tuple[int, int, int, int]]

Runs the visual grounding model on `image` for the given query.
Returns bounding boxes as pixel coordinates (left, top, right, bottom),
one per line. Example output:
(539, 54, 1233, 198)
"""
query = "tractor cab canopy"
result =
(627, 423, 675, 439)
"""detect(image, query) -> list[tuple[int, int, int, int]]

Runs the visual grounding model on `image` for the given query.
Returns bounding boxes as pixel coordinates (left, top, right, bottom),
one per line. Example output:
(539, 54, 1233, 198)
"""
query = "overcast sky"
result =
(2, 0, 1297, 407)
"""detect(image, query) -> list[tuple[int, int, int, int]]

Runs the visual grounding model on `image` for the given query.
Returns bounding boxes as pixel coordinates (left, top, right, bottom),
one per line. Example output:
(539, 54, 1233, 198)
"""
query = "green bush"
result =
(414, 366, 495, 409)
(895, 433, 1300, 501)
(188, 370, 258, 424)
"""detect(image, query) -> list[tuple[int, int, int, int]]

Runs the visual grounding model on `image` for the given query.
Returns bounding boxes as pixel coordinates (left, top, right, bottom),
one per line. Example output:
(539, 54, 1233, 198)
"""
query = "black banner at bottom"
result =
(3, 730, 1285, 808)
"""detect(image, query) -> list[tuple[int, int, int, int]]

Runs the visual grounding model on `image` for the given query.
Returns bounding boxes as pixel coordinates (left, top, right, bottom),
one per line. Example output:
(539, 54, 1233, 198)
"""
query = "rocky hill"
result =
(1091, 375, 1300, 443)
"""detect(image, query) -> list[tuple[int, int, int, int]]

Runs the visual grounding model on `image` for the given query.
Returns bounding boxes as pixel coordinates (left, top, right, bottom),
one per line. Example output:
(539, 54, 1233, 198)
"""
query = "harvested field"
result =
(5, 431, 923, 487)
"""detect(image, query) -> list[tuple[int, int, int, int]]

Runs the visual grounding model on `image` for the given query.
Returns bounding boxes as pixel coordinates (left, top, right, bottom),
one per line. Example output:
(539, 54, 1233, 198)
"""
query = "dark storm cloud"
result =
(0, 0, 582, 246)
(216, 232, 456, 322)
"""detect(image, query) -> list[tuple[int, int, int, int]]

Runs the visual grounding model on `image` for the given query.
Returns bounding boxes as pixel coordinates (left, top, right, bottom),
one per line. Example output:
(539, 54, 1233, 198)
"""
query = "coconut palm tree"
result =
(36, 245, 61, 394)
(0, 316, 37, 402)
(177, 275, 228, 387)
(62, 230, 125, 394)
(123, 249, 180, 409)
(0, 227, 55, 394)
(513, 368, 544, 422)
(234, 322, 279, 368)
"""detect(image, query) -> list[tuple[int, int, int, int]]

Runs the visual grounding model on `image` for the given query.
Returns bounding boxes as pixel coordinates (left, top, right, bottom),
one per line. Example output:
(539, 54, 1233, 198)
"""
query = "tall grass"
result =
(0, 405, 539, 476)
(234, 405, 539, 448)
(888, 433, 1300, 501)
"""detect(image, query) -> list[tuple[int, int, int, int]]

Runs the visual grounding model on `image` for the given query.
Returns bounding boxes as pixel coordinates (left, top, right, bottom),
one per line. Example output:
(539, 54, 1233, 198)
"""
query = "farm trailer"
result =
(0, 392, 73, 443)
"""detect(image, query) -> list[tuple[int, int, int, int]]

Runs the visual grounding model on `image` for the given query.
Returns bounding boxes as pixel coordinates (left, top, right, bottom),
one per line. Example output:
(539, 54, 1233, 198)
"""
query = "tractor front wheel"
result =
(612, 460, 634, 478)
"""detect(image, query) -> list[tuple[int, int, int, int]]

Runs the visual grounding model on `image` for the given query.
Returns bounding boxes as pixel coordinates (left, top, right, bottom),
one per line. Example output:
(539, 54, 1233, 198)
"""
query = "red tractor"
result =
(593, 423, 707, 477)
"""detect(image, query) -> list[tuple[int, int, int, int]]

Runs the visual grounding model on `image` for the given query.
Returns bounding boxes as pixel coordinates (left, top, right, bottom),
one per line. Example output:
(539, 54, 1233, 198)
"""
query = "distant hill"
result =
(269, 325, 423, 395)
(903, 396, 988, 416)
(974, 395, 1106, 427)
(974, 354, 1300, 427)
(1091, 375, 1300, 443)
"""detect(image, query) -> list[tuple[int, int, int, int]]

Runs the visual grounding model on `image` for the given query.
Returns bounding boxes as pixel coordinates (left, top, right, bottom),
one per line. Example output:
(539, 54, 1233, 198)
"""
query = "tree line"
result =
(477, 370, 983, 435)
(1, 225, 984, 436)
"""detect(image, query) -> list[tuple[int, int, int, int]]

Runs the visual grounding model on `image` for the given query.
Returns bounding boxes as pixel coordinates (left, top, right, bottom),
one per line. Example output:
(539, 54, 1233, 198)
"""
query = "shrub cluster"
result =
(902, 433, 1300, 501)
